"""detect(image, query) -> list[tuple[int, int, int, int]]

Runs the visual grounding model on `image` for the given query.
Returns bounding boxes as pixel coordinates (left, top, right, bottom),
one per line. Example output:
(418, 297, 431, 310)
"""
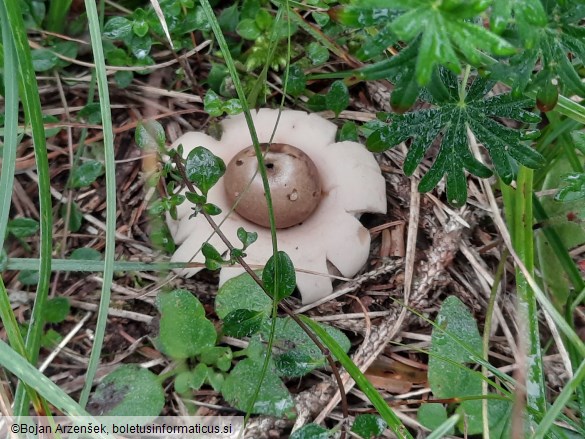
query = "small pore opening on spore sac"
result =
(266, 163, 274, 169)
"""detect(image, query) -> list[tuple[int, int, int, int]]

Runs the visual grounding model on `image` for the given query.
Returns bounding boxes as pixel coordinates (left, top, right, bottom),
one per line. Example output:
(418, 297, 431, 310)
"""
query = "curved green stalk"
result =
(3, 0, 54, 415)
(300, 316, 414, 439)
(77, 0, 117, 408)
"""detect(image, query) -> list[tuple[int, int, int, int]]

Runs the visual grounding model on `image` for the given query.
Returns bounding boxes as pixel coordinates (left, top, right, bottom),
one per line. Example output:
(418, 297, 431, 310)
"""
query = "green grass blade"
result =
(426, 414, 461, 439)
(77, 0, 117, 408)
(299, 316, 414, 439)
(45, 0, 73, 33)
(0, 3, 19, 249)
(533, 358, 585, 439)
(6, 258, 185, 272)
(0, 339, 112, 439)
(2, 0, 54, 415)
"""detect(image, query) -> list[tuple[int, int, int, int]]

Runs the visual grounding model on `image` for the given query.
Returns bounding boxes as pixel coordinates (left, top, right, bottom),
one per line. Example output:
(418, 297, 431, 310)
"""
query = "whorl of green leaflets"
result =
(330, 0, 514, 85)
(366, 70, 545, 206)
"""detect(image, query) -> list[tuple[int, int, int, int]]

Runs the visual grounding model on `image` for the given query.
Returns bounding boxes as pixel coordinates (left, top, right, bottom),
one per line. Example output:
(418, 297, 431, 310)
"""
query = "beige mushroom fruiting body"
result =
(167, 109, 387, 304)
(224, 143, 322, 229)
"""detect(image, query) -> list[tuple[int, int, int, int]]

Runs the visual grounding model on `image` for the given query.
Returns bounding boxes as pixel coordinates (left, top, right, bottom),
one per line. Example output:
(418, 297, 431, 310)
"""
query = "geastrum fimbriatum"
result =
(167, 108, 387, 303)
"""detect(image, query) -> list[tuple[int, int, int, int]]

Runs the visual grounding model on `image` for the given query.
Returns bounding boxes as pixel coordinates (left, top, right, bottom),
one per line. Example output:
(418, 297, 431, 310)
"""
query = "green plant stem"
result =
(76, 0, 117, 408)
(3, 0, 54, 415)
(511, 167, 547, 418)
(482, 249, 508, 439)
(0, 5, 19, 252)
(45, 0, 73, 33)
(170, 153, 352, 433)
(300, 316, 414, 439)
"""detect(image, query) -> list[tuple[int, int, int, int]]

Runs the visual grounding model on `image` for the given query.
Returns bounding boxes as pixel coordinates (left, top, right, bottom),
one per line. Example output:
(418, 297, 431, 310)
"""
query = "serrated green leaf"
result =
(69, 160, 104, 188)
(185, 146, 226, 194)
(368, 71, 543, 205)
(262, 251, 296, 301)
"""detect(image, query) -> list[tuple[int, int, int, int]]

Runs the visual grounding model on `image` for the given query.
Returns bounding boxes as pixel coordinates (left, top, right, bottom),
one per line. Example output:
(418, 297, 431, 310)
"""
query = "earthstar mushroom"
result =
(224, 143, 322, 229)
(167, 108, 387, 303)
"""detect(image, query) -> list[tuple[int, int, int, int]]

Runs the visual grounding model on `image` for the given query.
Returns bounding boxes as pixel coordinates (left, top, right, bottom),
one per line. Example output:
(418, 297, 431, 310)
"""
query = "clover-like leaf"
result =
(367, 71, 544, 206)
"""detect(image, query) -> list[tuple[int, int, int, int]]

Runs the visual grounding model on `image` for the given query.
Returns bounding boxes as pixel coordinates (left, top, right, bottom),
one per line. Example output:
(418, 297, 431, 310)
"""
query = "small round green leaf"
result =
(31, 49, 58, 72)
(325, 80, 349, 116)
(307, 42, 329, 65)
(43, 297, 70, 324)
(289, 424, 331, 439)
(87, 365, 164, 417)
(285, 64, 306, 97)
(262, 251, 296, 301)
(69, 248, 102, 261)
(221, 358, 295, 418)
(103, 17, 133, 40)
(60, 202, 83, 232)
(69, 160, 104, 188)
(215, 272, 272, 320)
(156, 289, 217, 359)
(7, 218, 39, 238)
(185, 146, 226, 194)
(351, 414, 388, 438)
(236, 18, 261, 40)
